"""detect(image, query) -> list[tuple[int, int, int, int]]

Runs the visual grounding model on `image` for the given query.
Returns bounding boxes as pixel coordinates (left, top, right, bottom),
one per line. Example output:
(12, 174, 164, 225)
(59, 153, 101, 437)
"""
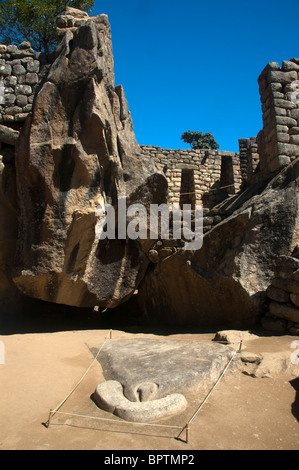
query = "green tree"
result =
(0, 0, 94, 57)
(181, 131, 220, 150)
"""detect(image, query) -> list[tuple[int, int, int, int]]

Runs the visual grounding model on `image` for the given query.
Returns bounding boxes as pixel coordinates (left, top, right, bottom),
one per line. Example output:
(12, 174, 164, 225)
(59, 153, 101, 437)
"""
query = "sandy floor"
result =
(0, 325, 298, 451)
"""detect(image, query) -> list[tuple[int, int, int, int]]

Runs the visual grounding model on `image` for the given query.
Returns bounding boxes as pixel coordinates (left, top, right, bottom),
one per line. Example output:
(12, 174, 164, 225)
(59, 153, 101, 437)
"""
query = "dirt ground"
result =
(0, 319, 299, 451)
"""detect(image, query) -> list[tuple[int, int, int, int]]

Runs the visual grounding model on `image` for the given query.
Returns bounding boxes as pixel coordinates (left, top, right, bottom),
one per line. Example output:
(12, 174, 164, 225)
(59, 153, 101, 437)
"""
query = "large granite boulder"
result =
(12, 13, 167, 308)
(137, 158, 299, 327)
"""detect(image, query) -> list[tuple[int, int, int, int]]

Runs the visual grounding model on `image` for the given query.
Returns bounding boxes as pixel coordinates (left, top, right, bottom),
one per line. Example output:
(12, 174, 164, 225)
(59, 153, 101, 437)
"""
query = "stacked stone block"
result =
(56, 6, 90, 38)
(140, 146, 242, 210)
(262, 255, 299, 335)
(0, 42, 44, 123)
(238, 137, 260, 185)
(257, 59, 299, 174)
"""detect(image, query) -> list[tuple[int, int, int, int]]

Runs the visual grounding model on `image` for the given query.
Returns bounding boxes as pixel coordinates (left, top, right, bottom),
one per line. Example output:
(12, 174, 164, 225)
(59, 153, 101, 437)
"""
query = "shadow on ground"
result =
(290, 377, 299, 422)
(0, 292, 286, 340)
(0, 297, 100, 335)
(0, 293, 233, 337)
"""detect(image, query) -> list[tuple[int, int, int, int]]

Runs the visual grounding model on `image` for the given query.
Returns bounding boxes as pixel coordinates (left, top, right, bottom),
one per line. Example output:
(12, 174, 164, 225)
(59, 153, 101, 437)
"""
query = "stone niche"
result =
(140, 146, 243, 210)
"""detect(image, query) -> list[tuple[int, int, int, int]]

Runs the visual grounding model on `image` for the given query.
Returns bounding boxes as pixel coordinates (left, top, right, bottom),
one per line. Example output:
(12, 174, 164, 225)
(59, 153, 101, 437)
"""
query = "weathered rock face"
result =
(0, 137, 21, 310)
(137, 158, 299, 327)
(12, 13, 167, 308)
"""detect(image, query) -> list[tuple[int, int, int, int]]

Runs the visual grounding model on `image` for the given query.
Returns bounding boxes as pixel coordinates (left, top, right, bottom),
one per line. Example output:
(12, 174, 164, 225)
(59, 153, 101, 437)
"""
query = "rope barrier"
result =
(178, 183, 237, 196)
(176, 342, 241, 443)
(45, 333, 241, 444)
(49, 410, 182, 430)
(45, 330, 112, 427)
(187, 352, 237, 425)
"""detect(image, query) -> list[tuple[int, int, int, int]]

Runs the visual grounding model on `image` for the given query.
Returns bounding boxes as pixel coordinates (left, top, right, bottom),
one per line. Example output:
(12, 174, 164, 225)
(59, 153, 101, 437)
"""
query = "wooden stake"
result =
(47, 410, 53, 428)
(186, 423, 190, 444)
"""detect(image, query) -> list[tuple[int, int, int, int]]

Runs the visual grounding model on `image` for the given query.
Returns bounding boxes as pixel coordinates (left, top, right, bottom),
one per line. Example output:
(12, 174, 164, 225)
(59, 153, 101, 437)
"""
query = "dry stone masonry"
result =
(2, 37, 298, 216)
(56, 6, 90, 38)
(140, 145, 242, 210)
(257, 59, 299, 174)
(0, 42, 46, 124)
(262, 254, 299, 335)
(238, 137, 260, 185)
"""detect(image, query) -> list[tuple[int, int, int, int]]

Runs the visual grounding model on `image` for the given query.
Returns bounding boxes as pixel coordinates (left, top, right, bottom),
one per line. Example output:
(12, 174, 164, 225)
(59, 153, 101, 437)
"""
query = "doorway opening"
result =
(179, 169, 196, 210)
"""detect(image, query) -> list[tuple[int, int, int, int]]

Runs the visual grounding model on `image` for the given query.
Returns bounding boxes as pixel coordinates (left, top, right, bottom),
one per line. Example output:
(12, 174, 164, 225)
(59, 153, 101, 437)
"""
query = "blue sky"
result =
(93, 0, 299, 152)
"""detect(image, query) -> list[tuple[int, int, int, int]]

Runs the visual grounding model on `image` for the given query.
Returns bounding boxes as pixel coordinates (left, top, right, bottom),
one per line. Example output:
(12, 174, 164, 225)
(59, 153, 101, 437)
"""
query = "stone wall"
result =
(238, 137, 260, 185)
(0, 40, 48, 311)
(0, 42, 46, 125)
(262, 254, 299, 335)
(257, 59, 299, 173)
(140, 145, 242, 210)
(0, 31, 298, 218)
(1, 44, 299, 199)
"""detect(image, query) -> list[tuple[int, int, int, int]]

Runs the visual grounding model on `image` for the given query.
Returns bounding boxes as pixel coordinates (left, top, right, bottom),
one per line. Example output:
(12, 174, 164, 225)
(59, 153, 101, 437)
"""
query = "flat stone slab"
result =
(93, 380, 188, 423)
(96, 338, 235, 402)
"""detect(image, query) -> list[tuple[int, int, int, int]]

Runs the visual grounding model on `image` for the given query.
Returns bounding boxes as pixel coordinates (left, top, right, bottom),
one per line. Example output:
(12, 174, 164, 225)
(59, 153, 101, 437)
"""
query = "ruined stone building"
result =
(1, 39, 297, 217)
(0, 43, 252, 212)
(1, 33, 298, 214)
(0, 8, 298, 333)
